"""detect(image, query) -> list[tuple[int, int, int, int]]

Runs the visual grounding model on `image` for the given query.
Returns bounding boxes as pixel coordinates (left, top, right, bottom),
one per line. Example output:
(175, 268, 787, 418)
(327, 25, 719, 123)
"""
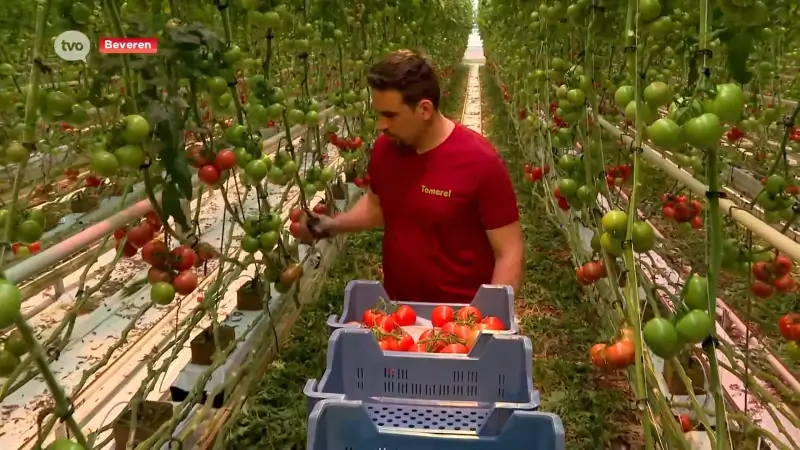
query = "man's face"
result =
(371, 89, 431, 149)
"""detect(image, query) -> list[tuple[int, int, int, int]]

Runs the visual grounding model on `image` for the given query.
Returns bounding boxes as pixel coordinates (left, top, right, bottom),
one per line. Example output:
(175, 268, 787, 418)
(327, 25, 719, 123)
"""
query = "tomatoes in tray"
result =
(355, 301, 510, 354)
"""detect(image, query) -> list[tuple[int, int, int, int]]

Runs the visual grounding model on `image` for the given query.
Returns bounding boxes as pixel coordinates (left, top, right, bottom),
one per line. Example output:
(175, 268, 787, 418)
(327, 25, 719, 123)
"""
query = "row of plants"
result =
(0, 0, 473, 449)
(479, 0, 800, 449)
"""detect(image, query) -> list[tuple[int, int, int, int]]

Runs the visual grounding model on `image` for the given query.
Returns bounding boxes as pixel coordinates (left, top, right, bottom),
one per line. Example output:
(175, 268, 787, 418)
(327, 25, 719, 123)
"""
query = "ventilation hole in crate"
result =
(367, 404, 489, 432)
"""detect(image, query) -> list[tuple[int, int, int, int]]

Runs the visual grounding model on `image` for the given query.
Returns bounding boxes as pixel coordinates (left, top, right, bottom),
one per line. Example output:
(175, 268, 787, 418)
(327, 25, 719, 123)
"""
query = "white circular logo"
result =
(54, 31, 91, 62)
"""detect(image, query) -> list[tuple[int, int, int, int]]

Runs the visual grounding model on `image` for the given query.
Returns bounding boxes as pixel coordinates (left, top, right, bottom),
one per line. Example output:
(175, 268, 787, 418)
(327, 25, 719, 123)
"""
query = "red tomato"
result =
(198, 165, 221, 185)
(113, 227, 127, 240)
(362, 309, 383, 327)
(170, 246, 197, 271)
(678, 414, 692, 433)
(440, 343, 468, 354)
(126, 223, 154, 249)
(480, 316, 505, 330)
(313, 203, 329, 215)
(28, 242, 41, 253)
(774, 274, 795, 292)
(392, 305, 417, 326)
(440, 321, 458, 335)
(604, 340, 635, 369)
(778, 313, 800, 341)
(141, 240, 169, 267)
(397, 333, 415, 351)
(116, 239, 138, 257)
(378, 337, 400, 351)
(145, 211, 163, 232)
(215, 149, 237, 170)
(418, 329, 446, 352)
(772, 255, 793, 276)
(173, 270, 198, 295)
(451, 323, 471, 340)
(590, 343, 606, 367)
(751, 261, 771, 282)
(407, 343, 429, 352)
(455, 306, 483, 323)
(289, 208, 304, 223)
(147, 267, 173, 284)
(375, 315, 398, 333)
(431, 305, 454, 327)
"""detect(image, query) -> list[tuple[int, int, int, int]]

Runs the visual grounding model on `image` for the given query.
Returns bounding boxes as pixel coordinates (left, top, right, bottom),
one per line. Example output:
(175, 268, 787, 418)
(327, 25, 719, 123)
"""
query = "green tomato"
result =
(601, 210, 628, 237)
(115, 144, 146, 170)
(683, 274, 708, 310)
(0, 282, 22, 328)
(682, 113, 723, 149)
(643, 317, 681, 359)
(245, 159, 268, 180)
(647, 118, 682, 150)
(90, 150, 121, 177)
(150, 282, 176, 305)
(643, 81, 672, 107)
(121, 114, 151, 144)
(675, 310, 714, 344)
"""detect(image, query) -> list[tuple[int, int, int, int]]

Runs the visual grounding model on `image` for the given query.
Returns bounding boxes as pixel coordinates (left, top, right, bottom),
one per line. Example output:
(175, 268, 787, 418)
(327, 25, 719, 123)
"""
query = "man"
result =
(302, 50, 523, 304)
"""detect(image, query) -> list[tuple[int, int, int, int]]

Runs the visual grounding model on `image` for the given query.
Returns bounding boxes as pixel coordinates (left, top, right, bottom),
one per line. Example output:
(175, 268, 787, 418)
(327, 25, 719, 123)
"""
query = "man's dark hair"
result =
(367, 50, 441, 109)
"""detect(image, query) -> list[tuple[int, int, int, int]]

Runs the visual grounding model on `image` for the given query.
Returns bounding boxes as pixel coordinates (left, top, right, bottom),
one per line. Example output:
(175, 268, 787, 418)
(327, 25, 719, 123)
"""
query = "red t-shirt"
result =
(367, 123, 520, 304)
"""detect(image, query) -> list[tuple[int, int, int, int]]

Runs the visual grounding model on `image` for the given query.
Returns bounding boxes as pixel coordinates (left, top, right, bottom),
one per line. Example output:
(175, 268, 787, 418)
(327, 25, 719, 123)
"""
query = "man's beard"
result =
(384, 130, 415, 151)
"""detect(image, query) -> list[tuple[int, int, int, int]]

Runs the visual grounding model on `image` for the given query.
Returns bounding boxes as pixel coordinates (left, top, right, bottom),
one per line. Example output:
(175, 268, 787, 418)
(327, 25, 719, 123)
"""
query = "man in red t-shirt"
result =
(300, 50, 523, 303)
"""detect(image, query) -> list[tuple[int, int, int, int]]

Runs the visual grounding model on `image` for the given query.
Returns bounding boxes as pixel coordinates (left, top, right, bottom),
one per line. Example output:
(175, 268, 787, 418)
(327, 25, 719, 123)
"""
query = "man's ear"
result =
(418, 99, 435, 119)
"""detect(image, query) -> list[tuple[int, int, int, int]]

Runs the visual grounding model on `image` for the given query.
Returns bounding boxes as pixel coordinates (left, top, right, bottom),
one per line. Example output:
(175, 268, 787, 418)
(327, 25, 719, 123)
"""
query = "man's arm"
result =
(328, 188, 383, 234)
(477, 153, 524, 295)
(487, 221, 524, 295)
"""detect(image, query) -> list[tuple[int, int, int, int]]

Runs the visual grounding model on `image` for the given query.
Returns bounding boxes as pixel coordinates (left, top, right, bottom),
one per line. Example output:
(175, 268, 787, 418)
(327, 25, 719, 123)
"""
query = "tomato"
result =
(362, 309, 383, 327)
(642, 317, 681, 359)
(786, 341, 800, 361)
(452, 323, 471, 340)
(662, 205, 675, 219)
(683, 113, 723, 149)
(378, 337, 400, 351)
(45, 439, 86, 450)
(86, 176, 103, 187)
(16, 220, 43, 244)
(126, 223, 154, 249)
(170, 246, 197, 271)
(455, 305, 482, 323)
(590, 343, 606, 367)
(375, 315, 398, 333)
(778, 313, 800, 341)
(5, 329, 27, 357)
(418, 329, 446, 352)
(215, 149, 237, 170)
(480, 316, 505, 330)
(440, 321, 458, 336)
(710, 84, 744, 123)
(677, 414, 692, 433)
(27, 242, 41, 254)
(392, 305, 417, 326)
(198, 164, 221, 185)
(397, 333, 415, 351)
(186, 144, 212, 168)
(0, 282, 22, 328)
(150, 281, 175, 305)
(245, 159, 269, 180)
(772, 255, 792, 276)
(440, 343, 468, 354)
(750, 280, 773, 299)
(601, 210, 628, 237)
(683, 274, 708, 310)
(141, 240, 169, 266)
(675, 310, 713, 344)
(582, 261, 605, 281)
(408, 343, 430, 352)
(773, 274, 795, 292)
(224, 124, 249, 147)
(91, 150, 121, 177)
(466, 329, 482, 350)
(289, 208, 304, 223)
(145, 211, 163, 232)
(313, 203, 328, 215)
(115, 144, 146, 170)
(116, 239, 138, 257)
(147, 267, 173, 284)
(431, 305, 454, 327)
(172, 270, 198, 295)
(604, 340, 635, 369)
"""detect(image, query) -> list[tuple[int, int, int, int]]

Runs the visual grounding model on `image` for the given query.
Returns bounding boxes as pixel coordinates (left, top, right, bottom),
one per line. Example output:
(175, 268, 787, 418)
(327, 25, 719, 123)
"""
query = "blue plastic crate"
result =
(304, 328, 539, 416)
(307, 399, 566, 450)
(327, 280, 518, 335)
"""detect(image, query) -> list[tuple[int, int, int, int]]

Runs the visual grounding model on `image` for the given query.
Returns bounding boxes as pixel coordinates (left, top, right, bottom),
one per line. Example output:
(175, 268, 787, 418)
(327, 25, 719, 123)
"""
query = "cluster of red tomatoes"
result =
(523, 162, 550, 182)
(193, 148, 238, 186)
(604, 163, 632, 187)
(750, 254, 795, 298)
(287, 203, 329, 239)
(726, 126, 745, 142)
(659, 194, 704, 229)
(778, 313, 800, 358)
(553, 185, 571, 211)
(11, 242, 41, 258)
(590, 329, 636, 370)
(327, 132, 363, 152)
(576, 260, 607, 286)
(350, 304, 506, 354)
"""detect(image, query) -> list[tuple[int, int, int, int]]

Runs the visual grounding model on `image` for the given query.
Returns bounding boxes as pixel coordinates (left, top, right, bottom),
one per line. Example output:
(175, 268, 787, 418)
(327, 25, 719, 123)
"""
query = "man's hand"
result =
(295, 212, 337, 245)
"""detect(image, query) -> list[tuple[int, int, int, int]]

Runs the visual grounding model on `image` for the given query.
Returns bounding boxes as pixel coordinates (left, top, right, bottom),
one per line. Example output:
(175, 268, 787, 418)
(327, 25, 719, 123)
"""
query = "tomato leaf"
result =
(724, 32, 754, 85)
(162, 182, 190, 232)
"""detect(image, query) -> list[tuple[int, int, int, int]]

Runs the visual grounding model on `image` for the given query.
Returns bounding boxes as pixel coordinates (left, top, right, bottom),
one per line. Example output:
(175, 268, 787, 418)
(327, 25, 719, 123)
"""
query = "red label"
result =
(99, 38, 158, 54)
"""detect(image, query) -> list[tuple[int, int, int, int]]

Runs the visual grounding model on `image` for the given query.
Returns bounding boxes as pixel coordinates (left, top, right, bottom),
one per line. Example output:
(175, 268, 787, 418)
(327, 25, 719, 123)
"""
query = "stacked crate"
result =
(304, 280, 566, 449)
